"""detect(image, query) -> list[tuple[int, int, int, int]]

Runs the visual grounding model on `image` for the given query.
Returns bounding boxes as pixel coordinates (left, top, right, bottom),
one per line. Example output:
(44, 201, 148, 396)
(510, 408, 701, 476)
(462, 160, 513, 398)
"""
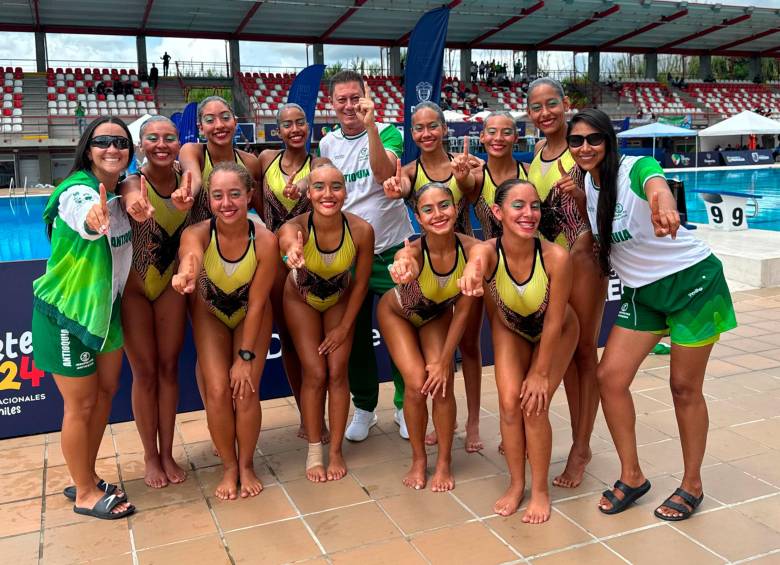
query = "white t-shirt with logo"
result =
(585, 155, 710, 288)
(319, 123, 414, 254)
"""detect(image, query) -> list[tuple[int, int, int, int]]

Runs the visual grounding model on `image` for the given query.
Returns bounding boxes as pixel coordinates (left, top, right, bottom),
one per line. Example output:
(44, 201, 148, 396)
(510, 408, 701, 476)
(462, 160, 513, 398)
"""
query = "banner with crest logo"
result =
(402, 6, 450, 164)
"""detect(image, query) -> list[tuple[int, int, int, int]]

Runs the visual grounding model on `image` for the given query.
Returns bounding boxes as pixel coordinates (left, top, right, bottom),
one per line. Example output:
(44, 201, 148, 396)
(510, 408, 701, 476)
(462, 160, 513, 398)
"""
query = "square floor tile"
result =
(130, 499, 217, 550)
(122, 474, 203, 510)
(284, 474, 369, 515)
(178, 419, 213, 444)
(605, 524, 722, 565)
(451, 475, 514, 518)
(0, 532, 39, 565)
(0, 498, 42, 536)
(43, 493, 92, 529)
(485, 509, 591, 557)
(42, 519, 131, 565)
(677, 507, 780, 561)
(530, 542, 626, 565)
(350, 457, 419, 500)
(412, 521, 517, 565)
(137, 534, 231, 565)
(258, 425, 305, 455)
(638, 438, 718, 476)
(225, 518, 322, 564)
(0, 469, 42, 504)
(182, 440, 221, 470)
(686, 463, 778, 504)
(731, 451, 780, 486)
(330, 537, 425, 565)
(732, 418, 780, 450)
(379, 489, 472, 534)
(735, 494, 780, 533)
(304, 501, 401, 553)
(0, 445, 44, 474)
(211, 484, 296, 532)
(706, 428, 770, 462)
(555, 491, 657, 538)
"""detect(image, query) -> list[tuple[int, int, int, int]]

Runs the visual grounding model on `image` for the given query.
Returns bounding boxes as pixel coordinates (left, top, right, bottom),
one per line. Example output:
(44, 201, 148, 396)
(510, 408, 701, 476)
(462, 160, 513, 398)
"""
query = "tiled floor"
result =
(3, 288, 780, 564)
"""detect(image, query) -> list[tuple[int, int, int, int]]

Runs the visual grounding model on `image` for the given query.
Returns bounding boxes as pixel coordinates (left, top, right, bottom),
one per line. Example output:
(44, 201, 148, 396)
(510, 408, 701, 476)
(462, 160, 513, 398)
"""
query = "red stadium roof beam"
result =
(600, 9, 688, 50)
(469, 1, 544, 47)
(396, 0, 462, 46)
(234, 1, 263, 36)
(318, 0, 368, 43)
(658, 14, 751, 51)
(716, 27, 780, 52)
(537, 4, 620, 49)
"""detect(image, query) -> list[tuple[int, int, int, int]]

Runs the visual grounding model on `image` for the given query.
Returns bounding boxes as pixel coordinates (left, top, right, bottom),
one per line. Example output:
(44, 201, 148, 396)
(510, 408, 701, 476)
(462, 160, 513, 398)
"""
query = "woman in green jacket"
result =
(32, 116, 150, 520)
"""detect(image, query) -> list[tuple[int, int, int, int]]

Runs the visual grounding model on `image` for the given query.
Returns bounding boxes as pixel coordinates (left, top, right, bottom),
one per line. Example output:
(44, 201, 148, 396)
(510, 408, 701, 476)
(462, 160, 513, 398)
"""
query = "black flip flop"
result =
(73, 491, 135, 520)
(599, 479, 651, 515)
(63, 479, 126, 502)
(654, 488, 704, 521)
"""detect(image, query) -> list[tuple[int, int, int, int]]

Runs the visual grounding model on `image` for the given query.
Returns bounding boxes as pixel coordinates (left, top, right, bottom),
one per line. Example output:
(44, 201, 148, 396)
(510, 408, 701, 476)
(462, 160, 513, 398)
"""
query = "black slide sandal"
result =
(654, 488, 704, 521)
(73, 491, 135, 520)
(63, 480, 126, 502)
(599, 479, 652, 515)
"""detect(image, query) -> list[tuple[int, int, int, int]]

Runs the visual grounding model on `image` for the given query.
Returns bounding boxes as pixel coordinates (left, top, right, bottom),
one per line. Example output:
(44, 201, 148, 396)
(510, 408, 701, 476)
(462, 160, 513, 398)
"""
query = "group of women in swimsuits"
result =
(33, 77, 736, 525)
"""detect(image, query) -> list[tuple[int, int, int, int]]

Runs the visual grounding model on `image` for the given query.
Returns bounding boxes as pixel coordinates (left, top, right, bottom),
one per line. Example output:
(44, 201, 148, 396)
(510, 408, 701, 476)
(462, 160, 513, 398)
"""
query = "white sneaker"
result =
(394, 407, 409, 440)
(345, 408, 377, 442)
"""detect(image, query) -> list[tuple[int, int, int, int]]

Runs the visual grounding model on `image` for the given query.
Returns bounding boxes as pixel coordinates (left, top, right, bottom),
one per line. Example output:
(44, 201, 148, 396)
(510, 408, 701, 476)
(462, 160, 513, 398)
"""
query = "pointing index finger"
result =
(99, 183, 107, 210)
(140, 174, 148, 200)
(557, 158, 567, 178)
(395, 158, 402, 181)
(463, 136, 469, 156)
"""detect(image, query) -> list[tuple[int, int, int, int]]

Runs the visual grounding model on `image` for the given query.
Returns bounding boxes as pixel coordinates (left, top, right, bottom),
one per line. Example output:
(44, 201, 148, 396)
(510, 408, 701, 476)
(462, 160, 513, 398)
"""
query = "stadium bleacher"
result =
(1, 67, 24, 133)
(682, 81, 780, 119)
(619, 80, 701, 117)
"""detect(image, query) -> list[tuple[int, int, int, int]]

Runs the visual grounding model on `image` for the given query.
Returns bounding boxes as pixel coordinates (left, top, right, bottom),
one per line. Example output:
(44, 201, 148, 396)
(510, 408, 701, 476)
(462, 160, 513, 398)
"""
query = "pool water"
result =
(1, 167, 779, 263)
(671, 167, 780, 229)
(0, 196, 50, 262)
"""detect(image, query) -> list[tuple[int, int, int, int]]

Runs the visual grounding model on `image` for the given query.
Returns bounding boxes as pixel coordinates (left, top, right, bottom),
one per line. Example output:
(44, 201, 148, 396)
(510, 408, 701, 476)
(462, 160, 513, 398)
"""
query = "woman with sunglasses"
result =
(32, 117, 137, 519)
(172, 162, 277, 500)
(459, 178, 578, 523)
(567, 109, 736, 521)
(178, 96, 262, 222)
(382, 101, 484, 453)
(526, 77, 608, 489)
(259, 103, 327, 443)
(378, 182, 480, 491)
(279, 164, 373, 483)
(119, 115, 190, 489)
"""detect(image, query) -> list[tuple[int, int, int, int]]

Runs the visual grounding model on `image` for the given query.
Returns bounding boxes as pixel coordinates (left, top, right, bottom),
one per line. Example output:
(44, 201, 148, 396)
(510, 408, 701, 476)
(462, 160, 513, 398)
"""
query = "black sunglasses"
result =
(90, 135, 130, 150)
(567, 133, 606, 148)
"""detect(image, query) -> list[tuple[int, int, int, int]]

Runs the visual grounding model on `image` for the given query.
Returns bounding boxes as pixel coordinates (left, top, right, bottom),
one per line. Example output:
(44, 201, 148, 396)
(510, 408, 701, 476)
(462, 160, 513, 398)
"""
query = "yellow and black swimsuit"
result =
(395, 235, 466, 327)
(528, 144, 588, 250)
(197, 217, 257, 329)
(129, 172, 188, 301)
(190, 145, 249, 223)
(474, 160, 527, 240)
(487, 237, 549, 342)
(263, 151, 312, 233)
(293, 213, 356, 312)
(411, 156, 472, 236)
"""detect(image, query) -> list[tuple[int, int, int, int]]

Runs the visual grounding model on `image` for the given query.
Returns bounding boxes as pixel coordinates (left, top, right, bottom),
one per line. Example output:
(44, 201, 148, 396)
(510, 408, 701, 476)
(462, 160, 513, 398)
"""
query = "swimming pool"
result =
(671, 167, 780, 229)
(0, 196, 49, 262)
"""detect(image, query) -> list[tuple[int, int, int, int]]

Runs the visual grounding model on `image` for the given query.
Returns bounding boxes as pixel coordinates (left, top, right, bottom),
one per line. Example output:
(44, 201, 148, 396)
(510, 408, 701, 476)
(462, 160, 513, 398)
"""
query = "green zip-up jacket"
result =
(32, 170, 132, 350)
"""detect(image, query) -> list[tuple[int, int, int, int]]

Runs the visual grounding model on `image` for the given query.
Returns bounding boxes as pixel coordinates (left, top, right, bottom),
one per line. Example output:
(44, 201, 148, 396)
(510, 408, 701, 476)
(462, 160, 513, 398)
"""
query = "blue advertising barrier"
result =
(721, 149, 774, 167)
(1, 258, 621, 440)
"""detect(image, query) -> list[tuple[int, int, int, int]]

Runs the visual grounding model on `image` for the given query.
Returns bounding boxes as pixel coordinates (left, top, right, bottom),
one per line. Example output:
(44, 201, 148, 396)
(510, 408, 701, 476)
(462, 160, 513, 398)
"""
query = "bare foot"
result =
(465, 420, 483, 453)
(494, 483, 524, 516)
(239, 465, 264, 497)
(297, 424, 307, 440)
(403, 458, 427, 490)
(326, 451, 347, 481)
(161, 455, 187, 484)
(425, 429, 438, 446)
(144, 456, 169, 489)
(298, 421, 330, 444)
(307, 464, 327, 483)
(215, 466, 239, 500)
(522, 491, 551, 524)
(430, 460, 455, 492)
(553, 446, 591, 488)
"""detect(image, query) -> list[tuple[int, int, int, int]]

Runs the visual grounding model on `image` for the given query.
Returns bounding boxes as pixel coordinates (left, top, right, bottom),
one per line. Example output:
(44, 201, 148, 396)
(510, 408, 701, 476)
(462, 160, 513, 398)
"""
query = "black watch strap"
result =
(238, 349, 256, 361)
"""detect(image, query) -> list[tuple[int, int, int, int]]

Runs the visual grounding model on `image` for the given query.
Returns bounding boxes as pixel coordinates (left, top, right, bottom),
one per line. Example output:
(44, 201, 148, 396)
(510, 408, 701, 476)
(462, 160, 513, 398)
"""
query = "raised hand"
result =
(283, 174, 301, 200)
(284, 230, 306, 269)
(457, 255, 484, 297)
(356, 84, 376, 128)
(172, 253, 197, 294)
(86, 182, 110, 235)
(171, 170, 194, 211)
(451, 136, 472, 182)
(383, 159, 404, 199)
(127, 175, 156, 222)
(554, 159, 577, 195)
(650, 190, 679, 239)
(388, 239, 418, 284)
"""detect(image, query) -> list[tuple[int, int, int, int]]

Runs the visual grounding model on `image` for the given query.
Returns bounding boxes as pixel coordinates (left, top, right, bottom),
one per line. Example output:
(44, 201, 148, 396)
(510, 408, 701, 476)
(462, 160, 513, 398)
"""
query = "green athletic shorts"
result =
(31, 301, 123, 377)
(615, 254, 737, 347)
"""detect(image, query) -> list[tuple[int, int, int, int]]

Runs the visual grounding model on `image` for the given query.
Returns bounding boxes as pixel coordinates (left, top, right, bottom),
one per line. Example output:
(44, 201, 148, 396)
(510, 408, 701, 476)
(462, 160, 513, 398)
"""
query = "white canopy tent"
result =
(617, 122, 697, 161)
(699, 110, 780, 137)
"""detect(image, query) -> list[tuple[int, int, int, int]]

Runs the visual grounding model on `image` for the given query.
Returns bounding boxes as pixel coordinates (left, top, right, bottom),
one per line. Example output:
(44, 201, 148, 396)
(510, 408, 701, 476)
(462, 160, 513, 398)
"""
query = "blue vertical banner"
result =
(403, 6, 450, 164)
(286, 64, 326, 152)
(178, 102, 199, 144)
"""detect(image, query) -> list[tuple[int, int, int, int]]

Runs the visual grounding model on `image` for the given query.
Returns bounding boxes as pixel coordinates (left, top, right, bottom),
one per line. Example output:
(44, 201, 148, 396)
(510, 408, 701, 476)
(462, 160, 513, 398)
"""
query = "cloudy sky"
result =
(2, 31, 581, 75)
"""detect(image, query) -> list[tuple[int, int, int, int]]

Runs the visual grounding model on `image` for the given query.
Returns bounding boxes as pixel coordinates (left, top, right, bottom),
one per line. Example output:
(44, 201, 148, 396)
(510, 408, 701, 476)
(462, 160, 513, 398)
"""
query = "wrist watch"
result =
(238, 349, 256, 362)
